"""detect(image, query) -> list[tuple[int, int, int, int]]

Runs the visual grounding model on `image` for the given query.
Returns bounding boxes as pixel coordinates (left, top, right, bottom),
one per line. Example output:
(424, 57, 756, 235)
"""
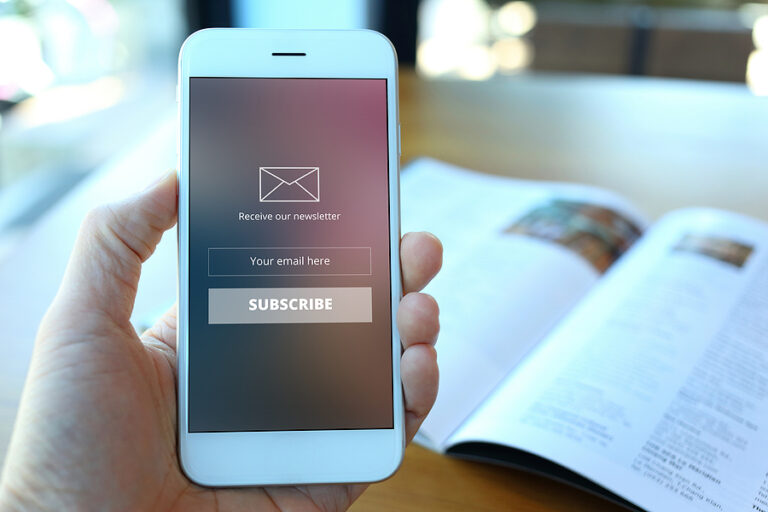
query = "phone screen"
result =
(187, 78, 393, 432)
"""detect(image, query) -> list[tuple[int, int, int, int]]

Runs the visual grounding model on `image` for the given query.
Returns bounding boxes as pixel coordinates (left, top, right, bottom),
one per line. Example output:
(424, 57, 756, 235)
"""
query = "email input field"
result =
(208, 247, 372, 276)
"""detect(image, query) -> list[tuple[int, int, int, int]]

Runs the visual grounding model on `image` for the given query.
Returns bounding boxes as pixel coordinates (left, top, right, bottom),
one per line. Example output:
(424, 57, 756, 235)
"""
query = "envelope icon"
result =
(259, 167, 320, 202)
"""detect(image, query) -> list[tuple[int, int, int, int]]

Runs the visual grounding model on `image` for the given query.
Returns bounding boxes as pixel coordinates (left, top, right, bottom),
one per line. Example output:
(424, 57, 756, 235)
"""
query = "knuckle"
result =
(81, 202, 149, 261)
(81, 204, 110, 233)
(80, 205, 121, 249)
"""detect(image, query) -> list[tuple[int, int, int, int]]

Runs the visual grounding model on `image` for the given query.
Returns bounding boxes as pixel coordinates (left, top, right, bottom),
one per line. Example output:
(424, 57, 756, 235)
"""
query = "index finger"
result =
(401, 231, 442, 294)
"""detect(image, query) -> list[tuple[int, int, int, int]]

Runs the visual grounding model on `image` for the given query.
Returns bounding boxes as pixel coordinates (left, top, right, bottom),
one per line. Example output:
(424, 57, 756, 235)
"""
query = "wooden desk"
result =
(1, 69, 766, 512)
(354, 69, 768, 511)
(397, 68, 768, 221)
(354, 445, 623, 512)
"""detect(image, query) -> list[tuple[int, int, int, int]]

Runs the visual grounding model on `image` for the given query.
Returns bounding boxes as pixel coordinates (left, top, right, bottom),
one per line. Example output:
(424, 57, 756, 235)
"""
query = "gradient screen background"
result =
(188, 78, 393, 432)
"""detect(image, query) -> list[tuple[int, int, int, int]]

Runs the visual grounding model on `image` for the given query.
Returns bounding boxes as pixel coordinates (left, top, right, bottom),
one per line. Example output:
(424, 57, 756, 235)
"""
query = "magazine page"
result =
(446, 208, 768, 512)
(401, 158, 647, 448)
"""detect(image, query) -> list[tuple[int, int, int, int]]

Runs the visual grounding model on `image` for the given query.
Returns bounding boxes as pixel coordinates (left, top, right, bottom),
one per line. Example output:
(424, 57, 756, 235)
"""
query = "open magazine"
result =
(402, 158, 768, 512)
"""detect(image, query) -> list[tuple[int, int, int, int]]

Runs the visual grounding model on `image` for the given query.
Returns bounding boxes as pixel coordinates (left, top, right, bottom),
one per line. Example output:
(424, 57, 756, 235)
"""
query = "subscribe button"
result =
(208, 287, 372, 324)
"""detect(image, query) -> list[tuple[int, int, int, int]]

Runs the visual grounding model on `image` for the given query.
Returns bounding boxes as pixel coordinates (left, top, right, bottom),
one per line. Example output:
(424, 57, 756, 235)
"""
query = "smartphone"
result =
(176, 29, 403, 486)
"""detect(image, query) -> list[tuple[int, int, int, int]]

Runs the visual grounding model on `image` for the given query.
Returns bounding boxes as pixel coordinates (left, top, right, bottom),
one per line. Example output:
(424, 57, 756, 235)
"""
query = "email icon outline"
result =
(259, 166, 320, 203)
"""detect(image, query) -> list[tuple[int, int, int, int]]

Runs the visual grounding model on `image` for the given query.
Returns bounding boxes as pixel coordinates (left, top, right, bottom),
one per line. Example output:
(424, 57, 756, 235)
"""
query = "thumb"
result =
(51, 170, 178, 330)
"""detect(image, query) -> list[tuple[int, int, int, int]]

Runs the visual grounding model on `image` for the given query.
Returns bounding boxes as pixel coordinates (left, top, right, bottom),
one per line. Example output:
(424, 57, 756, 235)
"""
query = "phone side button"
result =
(397, 123, 401, 157)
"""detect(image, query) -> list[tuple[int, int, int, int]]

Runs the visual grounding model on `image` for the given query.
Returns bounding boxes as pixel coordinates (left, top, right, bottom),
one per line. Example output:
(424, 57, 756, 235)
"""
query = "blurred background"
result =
(0, 0, 767, 259)
(1, 3, 767, 510)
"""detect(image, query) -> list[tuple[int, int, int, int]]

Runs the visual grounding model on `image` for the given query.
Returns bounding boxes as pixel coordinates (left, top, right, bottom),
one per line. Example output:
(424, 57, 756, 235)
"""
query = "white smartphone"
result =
(176, 29, 403, 486)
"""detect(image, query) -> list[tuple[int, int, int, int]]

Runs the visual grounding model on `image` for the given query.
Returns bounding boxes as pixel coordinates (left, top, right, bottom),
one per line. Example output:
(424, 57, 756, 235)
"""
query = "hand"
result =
(0, 171, 442, 512)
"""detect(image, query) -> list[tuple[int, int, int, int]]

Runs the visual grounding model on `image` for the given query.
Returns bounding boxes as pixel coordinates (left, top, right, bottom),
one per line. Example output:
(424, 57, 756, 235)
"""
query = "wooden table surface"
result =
(1, 68, 767, 512)
(396, 68, 768, 221)
(353, 69, 768, 511)
(354, 445, 623, 512)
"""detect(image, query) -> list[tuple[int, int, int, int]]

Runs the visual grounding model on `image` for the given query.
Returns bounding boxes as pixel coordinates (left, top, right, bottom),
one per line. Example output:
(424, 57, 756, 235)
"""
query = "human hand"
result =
(0, 171, 442, 511)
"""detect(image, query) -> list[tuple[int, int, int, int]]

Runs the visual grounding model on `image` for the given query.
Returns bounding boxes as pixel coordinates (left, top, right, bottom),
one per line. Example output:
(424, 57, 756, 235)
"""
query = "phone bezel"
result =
(177, 28, 403, 486)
